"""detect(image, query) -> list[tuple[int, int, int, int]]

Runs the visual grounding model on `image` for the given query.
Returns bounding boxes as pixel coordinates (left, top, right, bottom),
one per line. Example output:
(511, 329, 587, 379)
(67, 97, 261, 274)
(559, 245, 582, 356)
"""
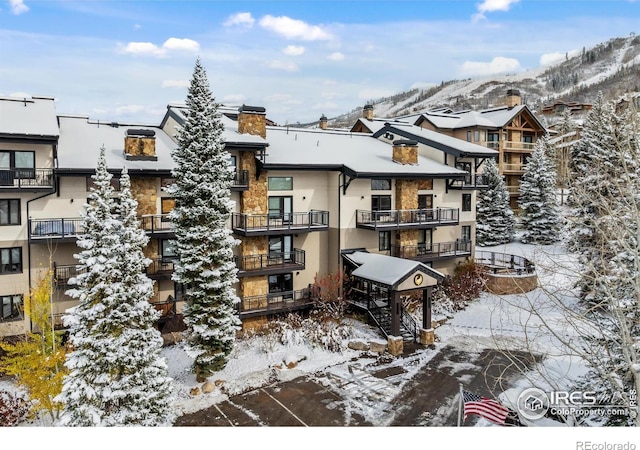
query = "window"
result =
(1, 294, 22, 322)
(462, 194, 472, 212)
(0, 150, 35, 183)
(371, 195, 391, 211)
(466, 131, 472, 142)
(474, 130, 480, 142)
(228, 155, 237, 168)
(86, 176, 121, 191)
(418, 229, 433, 249)
(0, 199, 20, 225)
(523, 135, 533, 143)
(379, 231, 391, 251)
(418, 194, 433, 210)
(268, 177, 293, 190)
(161, 198, 175, 216)
(161, 239, 177, 259)
(268, 196, 293, 220)
(269, 273, 293, 299)
(269, 235, 293, 260)
(461, 226, 472, 242)
(0, 247, 22, 274)
(371, 179, 391, 190)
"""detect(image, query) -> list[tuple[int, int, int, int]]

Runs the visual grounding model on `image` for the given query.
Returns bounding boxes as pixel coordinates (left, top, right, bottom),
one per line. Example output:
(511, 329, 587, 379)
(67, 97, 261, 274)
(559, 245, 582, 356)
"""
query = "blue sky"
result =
(1, 0, 638, 125)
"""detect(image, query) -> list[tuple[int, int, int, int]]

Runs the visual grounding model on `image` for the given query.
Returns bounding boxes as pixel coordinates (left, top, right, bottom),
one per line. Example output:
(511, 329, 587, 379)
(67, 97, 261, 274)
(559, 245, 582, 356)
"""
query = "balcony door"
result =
(269, 196, 292, 223)
(269, 235, 293, 264)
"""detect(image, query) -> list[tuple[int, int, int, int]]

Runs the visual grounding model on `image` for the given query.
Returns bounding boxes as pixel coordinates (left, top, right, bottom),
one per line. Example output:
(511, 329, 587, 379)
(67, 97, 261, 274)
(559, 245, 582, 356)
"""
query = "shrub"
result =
(0, 390, 29, 427)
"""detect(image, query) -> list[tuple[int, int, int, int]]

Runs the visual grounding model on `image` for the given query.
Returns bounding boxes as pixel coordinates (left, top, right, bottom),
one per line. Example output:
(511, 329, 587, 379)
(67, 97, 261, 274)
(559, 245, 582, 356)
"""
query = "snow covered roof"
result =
(345, 251, 444, 288)
(0, 95, 59, 140)
(417, 104, 546, 132)
(56, 115, 177, 173)
(262, 126, 468, 178)
(374, 122, 500, 158)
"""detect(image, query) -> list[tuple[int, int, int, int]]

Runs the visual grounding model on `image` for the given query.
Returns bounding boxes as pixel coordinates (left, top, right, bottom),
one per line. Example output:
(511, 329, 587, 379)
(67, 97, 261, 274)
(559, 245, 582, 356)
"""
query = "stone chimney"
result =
(363, 104, 374, 120)
(238, 104, 267, 139)
(124, 129, 157, 161)
(319, 114, 328, 130)
(506, 89, 521, 108)
(392, 139, 418, 165)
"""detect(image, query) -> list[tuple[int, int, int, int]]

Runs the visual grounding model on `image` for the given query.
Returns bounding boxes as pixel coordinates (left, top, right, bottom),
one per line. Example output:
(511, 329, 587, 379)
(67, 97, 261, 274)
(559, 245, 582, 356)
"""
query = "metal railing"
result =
(502, 163, 526, 172)
(30, 218, 83, 240)
(400, 307, 418, 342)
(0, 168, 55, 189)
(140, 214, 175, 234)
(54, 263, 82, 287)
(235, 249, 305, 273)
(238, 287, 316, 315)
(146, 257, 176, 278)
(391, 240, 472, 261)
(449, 174, 488, 189)
(356, 208, 459, 229)
(232, 210, 329, 234)
(231, 170, 249, 189)
(475, 251, 536, 275)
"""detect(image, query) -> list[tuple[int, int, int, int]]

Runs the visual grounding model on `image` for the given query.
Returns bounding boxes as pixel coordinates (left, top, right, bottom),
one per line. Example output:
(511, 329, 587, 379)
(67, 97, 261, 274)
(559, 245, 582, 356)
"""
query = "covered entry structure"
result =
(342, 251, 444, 350)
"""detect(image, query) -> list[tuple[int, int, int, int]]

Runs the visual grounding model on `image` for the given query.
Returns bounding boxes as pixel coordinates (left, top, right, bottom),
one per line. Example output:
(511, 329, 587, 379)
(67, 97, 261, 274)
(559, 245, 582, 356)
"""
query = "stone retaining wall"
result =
(484, 273, 538, 295)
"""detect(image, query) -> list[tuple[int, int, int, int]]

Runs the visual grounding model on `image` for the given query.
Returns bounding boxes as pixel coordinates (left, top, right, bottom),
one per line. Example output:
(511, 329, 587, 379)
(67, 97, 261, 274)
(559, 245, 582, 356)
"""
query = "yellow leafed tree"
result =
(0, 269, 67, 421)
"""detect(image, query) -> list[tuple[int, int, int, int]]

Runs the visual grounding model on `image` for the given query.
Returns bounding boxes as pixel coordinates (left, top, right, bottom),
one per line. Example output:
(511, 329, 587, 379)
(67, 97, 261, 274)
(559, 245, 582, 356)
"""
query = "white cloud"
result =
(162, 37, 199, 52)
(540, 49, 580, 66)
(133, 24, 142, 30)
(221, 94, 247, 104)
(267, 60, 299, 72)
(283, 45, 305, 56)
(119, 37, 200, 57)
(473, 0, 519, 21)
(259, 15, 333, 41)
(162, 79, 190, 88)
(327, 52, 345, 61)
(9, 0, 29, 15)
(460, 56, 522, 76)
(223, 12, 255, 28)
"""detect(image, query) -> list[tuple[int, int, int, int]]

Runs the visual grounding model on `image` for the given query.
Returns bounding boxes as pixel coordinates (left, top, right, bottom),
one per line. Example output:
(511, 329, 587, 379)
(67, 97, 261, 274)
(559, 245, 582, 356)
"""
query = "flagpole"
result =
(457, 383, 463, 427)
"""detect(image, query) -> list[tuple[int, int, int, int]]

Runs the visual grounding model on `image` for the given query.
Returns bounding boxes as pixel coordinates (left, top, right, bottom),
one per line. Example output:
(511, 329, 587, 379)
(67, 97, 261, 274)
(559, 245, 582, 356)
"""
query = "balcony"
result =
(238, 287, 317, 319)
(54, 263, 82, 287)
(146, 257, 175, 279)
(0, 168, 55, 191)
(390, 240, 472, 262)
(235, 249, 305, 277)
(356, 208, 459, 230)
(503, 141, 535, 152)
(232, 210, 329, 236)
(231, 170, 249, 191)
(449, 174, 488, 190)
(502, 163, 526, 174)
(140, 214, 175, 236)
(29, 218, 83, 243)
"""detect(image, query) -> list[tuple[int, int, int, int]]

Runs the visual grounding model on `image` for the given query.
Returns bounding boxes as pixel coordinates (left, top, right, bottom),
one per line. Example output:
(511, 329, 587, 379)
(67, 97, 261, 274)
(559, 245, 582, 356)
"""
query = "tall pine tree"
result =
(58, 151, 174, 426)
(166, 58, 240, 380)
(476, 159, 515, 246)
(518, 135, 563, 244)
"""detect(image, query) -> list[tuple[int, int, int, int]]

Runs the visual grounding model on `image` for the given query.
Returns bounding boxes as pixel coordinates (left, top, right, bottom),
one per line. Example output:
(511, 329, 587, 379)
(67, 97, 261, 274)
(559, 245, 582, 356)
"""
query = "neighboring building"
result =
(393, 90, 548, 209)
(540, 100, 593, 116)
(1, 95, 498, 341)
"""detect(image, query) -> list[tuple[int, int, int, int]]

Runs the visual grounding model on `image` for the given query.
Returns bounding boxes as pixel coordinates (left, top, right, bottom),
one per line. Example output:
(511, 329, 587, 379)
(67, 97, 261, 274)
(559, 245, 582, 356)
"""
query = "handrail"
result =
(475, 251, 536, 275)
(0, 168, 55, 189)
(140, 214, 174, 234)
(391, 240, 471, 260)
(232, 210, 329, 233)
(235, 249, 305, 272)
(356, 207, 459, 228)
(400, 306, 418, 342)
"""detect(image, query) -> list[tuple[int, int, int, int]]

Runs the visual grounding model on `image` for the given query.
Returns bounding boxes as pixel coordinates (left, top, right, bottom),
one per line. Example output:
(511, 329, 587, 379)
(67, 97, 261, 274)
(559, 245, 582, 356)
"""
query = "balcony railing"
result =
(140, 214, 175, 235)
(146, 257, 175, 279)
(356, 208, 459, 230)
(503, 141, 535, 152)
(485, 141, 500, 150)
(390, 240, 472, 261)
(449, 174, 488, 189)
(235, 249, 305, 276)
(232, 210, 329, 236)
(238, 286, 318, 318)
(475, 251, 535, 275)
(231, 170, 249, 190)
(502, 163, 526, 173)
(30, 218, 83, 241)
(54, 263, 83, 287)
(0, 168, 55, 190)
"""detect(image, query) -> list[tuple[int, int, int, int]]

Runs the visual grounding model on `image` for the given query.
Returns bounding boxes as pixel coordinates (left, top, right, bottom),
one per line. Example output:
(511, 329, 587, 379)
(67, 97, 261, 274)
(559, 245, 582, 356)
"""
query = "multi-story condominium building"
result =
(0, 95, 498, 344)
(365, 90, 547, 209)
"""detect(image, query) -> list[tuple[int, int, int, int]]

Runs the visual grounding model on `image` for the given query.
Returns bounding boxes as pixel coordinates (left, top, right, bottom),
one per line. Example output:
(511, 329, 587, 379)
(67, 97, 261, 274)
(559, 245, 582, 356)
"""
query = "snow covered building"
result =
(354, 91, 547, 209)
(0, 95, 498, 338)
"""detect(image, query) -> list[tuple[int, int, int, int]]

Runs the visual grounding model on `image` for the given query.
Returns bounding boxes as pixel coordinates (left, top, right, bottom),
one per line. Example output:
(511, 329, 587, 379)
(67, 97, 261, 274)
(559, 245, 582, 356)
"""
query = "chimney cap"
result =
(393, 139, 418, 146)
(320, 114, 327, 120)
(126, 128, 155, 137)
(239, 104, 266, 114)
(363, 104, 374, 110)
(507, 89, 521, 97)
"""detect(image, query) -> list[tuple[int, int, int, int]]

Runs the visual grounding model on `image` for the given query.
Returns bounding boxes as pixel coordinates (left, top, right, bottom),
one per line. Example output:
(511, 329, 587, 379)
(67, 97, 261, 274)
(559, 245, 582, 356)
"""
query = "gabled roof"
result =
(344, 251, 444, 288)
(262, 125, 468, 179)
(162, 104, 268, 148)
(373, 122, 499, 158)
(415, 104, 546, 132)
(0, 96, 59, 141)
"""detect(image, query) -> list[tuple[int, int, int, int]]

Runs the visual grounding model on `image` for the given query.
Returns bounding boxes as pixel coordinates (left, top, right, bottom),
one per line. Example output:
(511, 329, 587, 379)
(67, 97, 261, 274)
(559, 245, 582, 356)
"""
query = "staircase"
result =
(350, 298, 418, 342)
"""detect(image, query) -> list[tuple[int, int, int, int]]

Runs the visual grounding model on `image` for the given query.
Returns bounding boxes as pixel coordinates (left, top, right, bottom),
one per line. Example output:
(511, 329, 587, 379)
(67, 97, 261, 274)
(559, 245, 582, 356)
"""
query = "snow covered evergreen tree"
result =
(475, 159, 515, 246)
(58, 151, 174, 426)
(517, 135, 563, 244)
(166, 58, 240, 380)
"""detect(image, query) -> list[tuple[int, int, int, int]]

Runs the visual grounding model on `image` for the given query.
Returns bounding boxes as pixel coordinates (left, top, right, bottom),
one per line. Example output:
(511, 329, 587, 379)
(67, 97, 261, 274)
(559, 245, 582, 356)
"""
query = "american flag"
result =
(462, 390, 509, 425)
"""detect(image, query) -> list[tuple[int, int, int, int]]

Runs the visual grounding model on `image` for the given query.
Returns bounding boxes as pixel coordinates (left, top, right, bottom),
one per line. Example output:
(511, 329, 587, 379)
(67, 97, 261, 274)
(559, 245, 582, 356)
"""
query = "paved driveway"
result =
(175, 344, 537, 427)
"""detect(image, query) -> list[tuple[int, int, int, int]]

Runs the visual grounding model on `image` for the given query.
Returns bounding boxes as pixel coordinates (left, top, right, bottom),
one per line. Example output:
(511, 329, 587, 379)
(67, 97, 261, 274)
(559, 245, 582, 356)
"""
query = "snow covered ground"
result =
(4, 237, 638, 447)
